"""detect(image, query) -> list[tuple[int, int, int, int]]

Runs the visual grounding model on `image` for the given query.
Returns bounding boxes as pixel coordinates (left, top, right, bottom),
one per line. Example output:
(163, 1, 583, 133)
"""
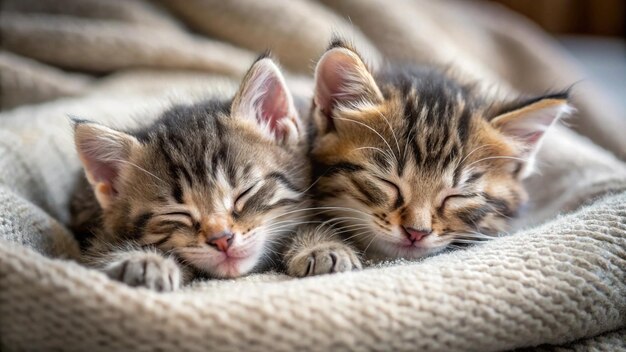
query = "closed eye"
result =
(376, 177, 404, 209)
(234, 183, 259, 213)
(162, 211, 192, 218)
(376, 177, 399, 194)
(152, 220, 190, 232)
(441, 193, 479, 208)
(152, 210, 194, 230)
(236, 185, 255, 203)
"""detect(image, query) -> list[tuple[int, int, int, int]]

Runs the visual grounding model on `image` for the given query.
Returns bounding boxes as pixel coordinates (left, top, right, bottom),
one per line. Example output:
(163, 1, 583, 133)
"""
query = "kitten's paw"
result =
(105, 253, 181, 292)
(288, 242, 362, 277)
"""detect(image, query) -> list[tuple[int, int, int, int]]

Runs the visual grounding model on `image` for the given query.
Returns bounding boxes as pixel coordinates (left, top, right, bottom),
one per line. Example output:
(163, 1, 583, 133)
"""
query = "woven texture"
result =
(1, 1, 625, 351)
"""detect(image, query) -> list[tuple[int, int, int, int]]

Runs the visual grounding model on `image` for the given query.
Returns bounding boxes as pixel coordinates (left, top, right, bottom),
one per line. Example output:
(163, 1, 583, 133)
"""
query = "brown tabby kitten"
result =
(296, 41, 572, 266)
(70, 56, 314, 290)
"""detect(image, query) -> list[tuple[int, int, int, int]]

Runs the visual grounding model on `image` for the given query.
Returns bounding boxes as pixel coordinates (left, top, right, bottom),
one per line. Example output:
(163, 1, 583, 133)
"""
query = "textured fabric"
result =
(0, 1, 625, 351)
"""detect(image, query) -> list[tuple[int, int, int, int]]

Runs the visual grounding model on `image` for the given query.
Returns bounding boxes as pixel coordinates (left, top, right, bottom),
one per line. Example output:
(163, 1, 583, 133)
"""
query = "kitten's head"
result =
(74, 57, 308, 278)
(310, 42, 571, 260)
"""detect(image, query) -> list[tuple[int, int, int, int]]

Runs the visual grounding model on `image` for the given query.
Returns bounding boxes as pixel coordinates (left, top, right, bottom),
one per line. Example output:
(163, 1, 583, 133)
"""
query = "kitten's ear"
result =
(231, 56, 301, 144)
(73, 119, 140, 209)
(313, 43, 383, 129)
(491, 95, 573, 177)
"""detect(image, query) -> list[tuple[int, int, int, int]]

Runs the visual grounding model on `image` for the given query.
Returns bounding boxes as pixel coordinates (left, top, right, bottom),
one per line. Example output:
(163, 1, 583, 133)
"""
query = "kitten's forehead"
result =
(377, 70, 475, 175)
(134, 102, 287, 203)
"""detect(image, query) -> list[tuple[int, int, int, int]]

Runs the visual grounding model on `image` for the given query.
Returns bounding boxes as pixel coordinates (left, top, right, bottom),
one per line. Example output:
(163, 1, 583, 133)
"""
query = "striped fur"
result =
(70, 58, 310, 287)
(307, 41, 571, 261)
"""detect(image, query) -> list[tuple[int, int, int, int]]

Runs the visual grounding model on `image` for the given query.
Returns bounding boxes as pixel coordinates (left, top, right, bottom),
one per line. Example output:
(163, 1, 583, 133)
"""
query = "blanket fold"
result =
(1, 185, 624, 351)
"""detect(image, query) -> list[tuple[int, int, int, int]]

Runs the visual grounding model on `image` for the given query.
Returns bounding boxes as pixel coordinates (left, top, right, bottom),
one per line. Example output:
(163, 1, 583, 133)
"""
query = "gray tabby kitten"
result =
(70, 56, 343, 290)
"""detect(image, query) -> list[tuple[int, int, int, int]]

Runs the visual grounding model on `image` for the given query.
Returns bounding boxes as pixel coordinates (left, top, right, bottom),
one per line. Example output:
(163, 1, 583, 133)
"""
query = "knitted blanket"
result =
(0, 1, 625, 351)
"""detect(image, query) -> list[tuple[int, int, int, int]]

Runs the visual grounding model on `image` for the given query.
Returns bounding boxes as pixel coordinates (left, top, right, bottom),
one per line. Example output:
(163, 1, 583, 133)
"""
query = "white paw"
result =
(105, 253, 181, 292)
(288, 242, 362, 277)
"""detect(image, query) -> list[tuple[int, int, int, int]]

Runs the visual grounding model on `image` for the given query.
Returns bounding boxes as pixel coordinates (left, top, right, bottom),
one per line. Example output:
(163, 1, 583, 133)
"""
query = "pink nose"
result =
(207, 232, 234, 252)
(402, 226, 431, 242)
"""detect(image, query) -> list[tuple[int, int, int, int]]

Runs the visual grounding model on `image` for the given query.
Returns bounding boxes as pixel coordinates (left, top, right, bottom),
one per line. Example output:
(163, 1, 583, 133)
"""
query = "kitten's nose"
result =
(402, 226, 431, 242)
(207, 232, 234, 252)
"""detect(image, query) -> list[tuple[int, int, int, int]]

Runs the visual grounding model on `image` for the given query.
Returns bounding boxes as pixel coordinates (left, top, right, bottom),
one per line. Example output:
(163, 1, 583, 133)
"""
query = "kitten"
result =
(70, 56, 312, 290)
(296, 40, 571, 265)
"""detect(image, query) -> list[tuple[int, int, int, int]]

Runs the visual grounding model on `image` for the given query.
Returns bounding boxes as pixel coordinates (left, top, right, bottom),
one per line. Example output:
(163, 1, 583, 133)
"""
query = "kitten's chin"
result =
(181, 249, 262, 279)
(211, 256, 259, 278)
(393, 245, 446, 260)
(368, 238, 447, 260)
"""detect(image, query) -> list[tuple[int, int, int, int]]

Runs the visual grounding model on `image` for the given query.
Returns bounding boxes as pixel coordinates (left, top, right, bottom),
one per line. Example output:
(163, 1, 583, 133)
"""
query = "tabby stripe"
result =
(242, 164, 252, 179)
(131, 212, 153, 238)
(392, 190, 405, 210)
(175, 162, 194, 188)
(373, 151, 391, 171)
(151, 234, 172, 247)
(457, 107, 472, 143)
(158, 140, 185, 203)
(452, 167, 462, 188)
(402, 98, 422, 167)
(454, 193, 480, 199)
(457, 206, 489, 228)
(153, 220, 188, 231)
(350, 179, 385, 206)
(466, 172, 484, 184)
(440, 146, 458, 169)
(211, 146, 227, 178)
(266, 172, 301, 193)
(263, 198, 301, 212)
(171, 182, 184, 204)
(483, 193, 515, 218)
(512, 162, 524, 178)
(167, 133, 196, 187)
(316, 189, 346, 200)
(453, 170, 484, 188)
(410, 140, 422, 167)
(161, 211, 192, 217)
(240, 185, 273, 214)
(324, 162, 364, 177)
(226, 162, 238, 188)
(191, 157, 206, 184)
(438, 193, 479, 216)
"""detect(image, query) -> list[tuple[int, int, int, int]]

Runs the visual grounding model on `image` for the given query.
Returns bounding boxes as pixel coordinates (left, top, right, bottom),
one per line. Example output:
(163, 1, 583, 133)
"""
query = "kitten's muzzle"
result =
(207, 231, 234, 252)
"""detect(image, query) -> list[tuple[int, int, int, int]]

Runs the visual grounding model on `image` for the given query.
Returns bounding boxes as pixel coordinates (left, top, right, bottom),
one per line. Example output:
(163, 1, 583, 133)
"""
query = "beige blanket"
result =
(0, 1, 625, 351)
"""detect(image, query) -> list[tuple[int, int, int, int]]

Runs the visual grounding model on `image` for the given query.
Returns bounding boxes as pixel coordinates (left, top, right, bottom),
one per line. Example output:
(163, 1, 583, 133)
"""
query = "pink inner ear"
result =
(316, 54, 357, 114)
(494, 100, 570, 151)
(82, 153, 120, 195)
(260, 77, 289, 139)
(506, 128, 544, 145)
(522, 131, 543, 144)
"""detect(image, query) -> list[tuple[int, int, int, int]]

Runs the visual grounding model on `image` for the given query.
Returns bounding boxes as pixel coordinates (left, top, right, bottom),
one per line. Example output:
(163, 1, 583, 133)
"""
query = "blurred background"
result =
(490, 0, 625, 111)
(1, 0, 624, 115)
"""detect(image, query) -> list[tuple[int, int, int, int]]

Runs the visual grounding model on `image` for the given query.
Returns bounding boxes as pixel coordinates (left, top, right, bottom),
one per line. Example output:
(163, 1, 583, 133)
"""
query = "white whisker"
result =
(466, 155, 527, 169)
(375, 109, 401, 157)
(109, 158, 165, 185)
(334, 116, 398, 164)
(457, 144, 494, 168)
